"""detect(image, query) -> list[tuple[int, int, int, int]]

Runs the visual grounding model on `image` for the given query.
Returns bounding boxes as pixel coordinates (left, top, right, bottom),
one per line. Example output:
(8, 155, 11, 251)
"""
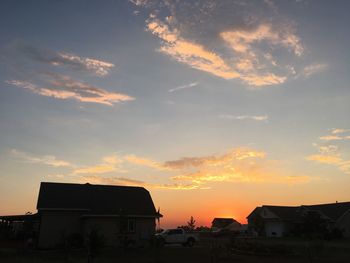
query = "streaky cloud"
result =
(307, 132, 350, 175)
(73, 154, 124, 174)
(6, 75, 134, 106)
(134, 1, 311, 87)
(168, 82, 198, 93)
(11, 149, 73, 168)
(219, 114, 269, 121)
(302, 63, 328, 77)
(81, 175, 205, 190)
(18, 44, 115, 76)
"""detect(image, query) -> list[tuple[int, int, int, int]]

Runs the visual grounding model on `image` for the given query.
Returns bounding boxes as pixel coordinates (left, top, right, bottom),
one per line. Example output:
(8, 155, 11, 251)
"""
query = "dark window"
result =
(168, 229, 182, 235)
(128, 219, 135, 233)
(168, 230, 177, 235)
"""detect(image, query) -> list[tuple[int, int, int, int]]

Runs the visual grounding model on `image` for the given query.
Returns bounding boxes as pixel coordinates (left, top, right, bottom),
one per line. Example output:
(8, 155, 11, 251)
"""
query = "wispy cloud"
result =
(319, 135, 343, 141)
(6, 74, 134, 106)
(307, 132, 350, 175)
(81, 175, 205, 190)
(219, 114, 268, 122)
(282, 175, 319, 185)
(166, 148, 268, 184)
(134, 1, 310, 87)
(318, 128, 350, 141)
(302, 63, 328, 77)
(331, 128, 350, 135)
(11, 149, 73, 167)
(47, 174, 66, 179)
(18, 44, 115, 76)
(147, 19, 240, 80)
(168, 82, 198, 93)
(220, 24, 303, 57)
(124, 154, 168, 170)
(73, 154, 124, 174)
(165, 148, 266, 170)
(166, 147, 316, 185)
(11, 145, 317, 190)
(307, 153, 350, 175)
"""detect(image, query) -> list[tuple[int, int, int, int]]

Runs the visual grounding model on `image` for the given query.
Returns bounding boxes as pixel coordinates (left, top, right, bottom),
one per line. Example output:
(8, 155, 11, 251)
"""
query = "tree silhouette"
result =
(187, 216, 196, 231)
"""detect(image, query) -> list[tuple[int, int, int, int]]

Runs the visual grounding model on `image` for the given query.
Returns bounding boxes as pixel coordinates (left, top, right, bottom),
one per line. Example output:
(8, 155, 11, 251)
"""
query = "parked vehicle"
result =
(155, 228, 199, 247)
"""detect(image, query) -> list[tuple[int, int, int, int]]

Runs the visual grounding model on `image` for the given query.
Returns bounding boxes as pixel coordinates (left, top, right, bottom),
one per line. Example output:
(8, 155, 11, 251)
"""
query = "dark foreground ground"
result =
(1, 238, 350, 263)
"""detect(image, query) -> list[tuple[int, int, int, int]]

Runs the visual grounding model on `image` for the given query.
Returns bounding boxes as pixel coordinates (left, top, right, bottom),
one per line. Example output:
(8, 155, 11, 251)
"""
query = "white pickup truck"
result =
(155, 228, 199, 247)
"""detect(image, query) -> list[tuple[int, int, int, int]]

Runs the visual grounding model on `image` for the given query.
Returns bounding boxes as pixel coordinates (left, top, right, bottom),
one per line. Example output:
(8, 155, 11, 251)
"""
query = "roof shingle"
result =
(37, 182, 159, 217)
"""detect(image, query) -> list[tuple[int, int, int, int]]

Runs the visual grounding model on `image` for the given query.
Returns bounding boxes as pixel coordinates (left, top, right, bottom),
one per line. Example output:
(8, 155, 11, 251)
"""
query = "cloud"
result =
(6, 75, 134, 106)
(331, 128, 350, 135)
(166, 148, 272, 184)
(219, 114, 268, 121)
(11, 149, 73, 167)
(318, 128, 350, 141)
(168, 82, 198, 92)
(147, 19, 240, 80)
(124, 154, 168, 170)
(18, 44, 115, 76)
(82, 175, 145, 185)
(73, 154, 123, 174)
(240, 73, 286, 86)
(306, 154, 343, 165)
(307, 137, 350, 175)
(76, 147, 302, 190)
(221, 24, 303, 57)
(81, 175, 204, 190)
(319, 135, 343, 141)
(164, 147, 319, 185)
(282, 175, 319, 185)
(164, 148, 266, 170)
(307, 154, 350, 175)
(302, 63, 328, 77)
(47, 174, 66, 179)
(134, 1, 309, 87)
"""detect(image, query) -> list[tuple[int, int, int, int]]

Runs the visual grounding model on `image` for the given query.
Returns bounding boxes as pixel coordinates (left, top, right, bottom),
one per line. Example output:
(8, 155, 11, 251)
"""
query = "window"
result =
(120, 218, 135, 233)
(168, 229, 182, 235)
(128, 219, 135, 233)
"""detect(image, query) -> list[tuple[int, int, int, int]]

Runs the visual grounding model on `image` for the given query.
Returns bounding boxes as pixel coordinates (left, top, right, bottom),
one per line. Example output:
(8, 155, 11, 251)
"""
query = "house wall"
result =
(264, 221, 286, 237)
(261, 207, 279, 219)
(38, 212, 156, 248)
(135, 217, 156, 243)
(82, 217, 121, 246)
(336, 210, 350, 238)
(82, 217, 156, 247)
(38, 211, 82, 249)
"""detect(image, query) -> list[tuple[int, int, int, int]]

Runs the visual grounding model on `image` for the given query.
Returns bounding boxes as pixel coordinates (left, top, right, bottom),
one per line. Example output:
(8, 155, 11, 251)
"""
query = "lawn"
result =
(1, 238, 350, 263)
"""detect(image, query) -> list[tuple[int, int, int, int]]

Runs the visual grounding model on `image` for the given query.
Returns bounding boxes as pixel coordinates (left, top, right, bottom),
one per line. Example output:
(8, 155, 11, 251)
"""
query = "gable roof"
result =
(212, 218, 237, 228)
(247, 202, 350, 222)
(263, 206, 300, 221)
(304, 202, 350, 221)
(37, 182, 160, 217)
(247, 207, 262, 219)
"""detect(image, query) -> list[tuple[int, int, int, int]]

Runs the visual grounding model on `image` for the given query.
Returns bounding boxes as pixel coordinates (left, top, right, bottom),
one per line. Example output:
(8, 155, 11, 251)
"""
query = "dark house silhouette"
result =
(247, 202, 350, 237)
(36, 182, 162, 248)
(211, 218, 239, 229)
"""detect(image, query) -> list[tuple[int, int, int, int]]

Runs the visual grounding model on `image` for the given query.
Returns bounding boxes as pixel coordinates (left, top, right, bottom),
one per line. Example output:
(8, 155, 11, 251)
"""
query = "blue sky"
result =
(1, 0, 350, 226)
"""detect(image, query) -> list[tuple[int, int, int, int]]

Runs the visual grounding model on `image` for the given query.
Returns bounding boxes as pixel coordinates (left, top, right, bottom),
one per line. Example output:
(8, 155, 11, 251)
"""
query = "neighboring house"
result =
(212, 218, 236, 229)
(247, 202, 350, 238)
(225, 221, 244, 232)
(0, 213, 40, 239)
(1, 182, 162, 248)
(211, 218, 241, 230)
(247, 206, 298, 237)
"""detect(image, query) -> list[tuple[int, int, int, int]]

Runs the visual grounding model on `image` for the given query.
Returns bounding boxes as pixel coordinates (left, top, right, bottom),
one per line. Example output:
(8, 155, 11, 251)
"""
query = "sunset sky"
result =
(1, 0, 350, 228)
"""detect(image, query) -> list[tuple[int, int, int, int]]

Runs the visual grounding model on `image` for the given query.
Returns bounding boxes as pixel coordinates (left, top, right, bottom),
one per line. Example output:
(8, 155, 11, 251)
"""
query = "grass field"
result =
(1, 238, 350, 263)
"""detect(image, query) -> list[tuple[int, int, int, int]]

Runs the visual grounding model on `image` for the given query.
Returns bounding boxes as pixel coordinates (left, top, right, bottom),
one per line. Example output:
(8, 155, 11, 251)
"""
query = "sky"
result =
(1, 0, 350, 228)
